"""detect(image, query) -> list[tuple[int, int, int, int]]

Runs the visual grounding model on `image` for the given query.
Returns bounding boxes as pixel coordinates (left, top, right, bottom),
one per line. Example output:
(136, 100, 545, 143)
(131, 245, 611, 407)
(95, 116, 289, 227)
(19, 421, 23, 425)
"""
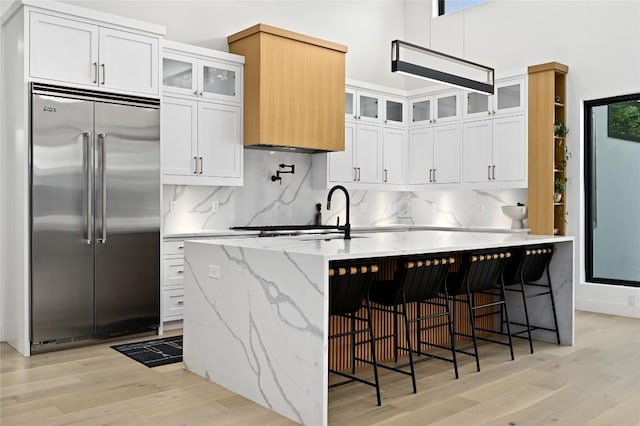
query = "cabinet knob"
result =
(199, 91, 204, 97)
(194, 90, 199, 95)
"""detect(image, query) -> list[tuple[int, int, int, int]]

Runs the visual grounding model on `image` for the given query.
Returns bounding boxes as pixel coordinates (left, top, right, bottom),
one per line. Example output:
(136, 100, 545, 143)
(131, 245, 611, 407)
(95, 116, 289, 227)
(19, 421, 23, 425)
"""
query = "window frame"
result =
(584, 93, 640, 287)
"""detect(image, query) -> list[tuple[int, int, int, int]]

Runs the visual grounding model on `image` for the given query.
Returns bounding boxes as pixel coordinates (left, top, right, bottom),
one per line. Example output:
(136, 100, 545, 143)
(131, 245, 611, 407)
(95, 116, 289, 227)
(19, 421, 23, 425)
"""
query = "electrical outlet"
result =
(627, 295, 636, 307)
(209, 265, 220, 279)
(211, 201, 219, 213)
(170, 201, 178, 213)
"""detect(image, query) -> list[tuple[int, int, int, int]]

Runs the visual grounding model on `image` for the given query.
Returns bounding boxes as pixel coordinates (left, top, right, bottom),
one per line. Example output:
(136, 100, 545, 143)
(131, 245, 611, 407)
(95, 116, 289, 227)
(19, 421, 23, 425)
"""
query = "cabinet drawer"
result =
(163, 240, 185, 256)
(163, 258, 185, 286)
(163, 288, 184, 320)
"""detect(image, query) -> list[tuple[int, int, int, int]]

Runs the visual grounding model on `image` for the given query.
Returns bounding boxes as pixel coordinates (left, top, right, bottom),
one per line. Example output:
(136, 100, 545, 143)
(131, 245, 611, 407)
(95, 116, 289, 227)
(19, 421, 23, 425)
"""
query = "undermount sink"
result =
(296, 234, 369, 241)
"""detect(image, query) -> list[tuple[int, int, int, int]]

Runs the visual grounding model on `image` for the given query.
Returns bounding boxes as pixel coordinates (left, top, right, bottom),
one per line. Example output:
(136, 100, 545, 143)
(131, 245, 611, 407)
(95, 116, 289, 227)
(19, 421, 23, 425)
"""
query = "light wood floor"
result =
(1, 311, 639, 426)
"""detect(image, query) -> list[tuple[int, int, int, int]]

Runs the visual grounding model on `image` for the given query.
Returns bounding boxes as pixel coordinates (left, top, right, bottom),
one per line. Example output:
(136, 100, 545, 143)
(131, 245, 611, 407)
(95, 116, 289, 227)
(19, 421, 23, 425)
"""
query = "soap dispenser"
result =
(314, 203, 322, 226)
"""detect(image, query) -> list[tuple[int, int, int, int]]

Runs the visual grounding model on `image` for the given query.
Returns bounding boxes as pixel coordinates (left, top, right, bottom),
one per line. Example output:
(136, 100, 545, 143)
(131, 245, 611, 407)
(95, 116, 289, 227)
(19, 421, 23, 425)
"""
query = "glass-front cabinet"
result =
(345, 87, 382, 123)
(383, 96, 406, 127)
(463, 77, 525, 119)
(410, 90, 460, 126)
(163, 52, 242, 103)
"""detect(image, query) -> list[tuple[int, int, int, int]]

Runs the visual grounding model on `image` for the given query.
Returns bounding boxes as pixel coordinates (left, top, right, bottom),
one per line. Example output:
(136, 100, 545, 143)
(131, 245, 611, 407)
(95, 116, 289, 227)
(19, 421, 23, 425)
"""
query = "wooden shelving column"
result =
(528, 62, 569, 235)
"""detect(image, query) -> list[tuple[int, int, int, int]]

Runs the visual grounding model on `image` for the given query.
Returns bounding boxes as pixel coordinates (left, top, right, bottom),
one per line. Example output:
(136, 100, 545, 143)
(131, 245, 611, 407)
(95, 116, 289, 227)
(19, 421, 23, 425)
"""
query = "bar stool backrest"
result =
(460, 251, 511, 293)
(397, 256, 455, 304)
(503, 245, 554, 284)
(329, 264, 379, 315)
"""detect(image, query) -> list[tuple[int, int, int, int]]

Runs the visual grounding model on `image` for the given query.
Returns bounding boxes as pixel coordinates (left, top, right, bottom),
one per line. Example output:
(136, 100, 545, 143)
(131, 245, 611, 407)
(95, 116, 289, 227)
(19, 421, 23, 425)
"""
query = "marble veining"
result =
(162, 150, 527, 233)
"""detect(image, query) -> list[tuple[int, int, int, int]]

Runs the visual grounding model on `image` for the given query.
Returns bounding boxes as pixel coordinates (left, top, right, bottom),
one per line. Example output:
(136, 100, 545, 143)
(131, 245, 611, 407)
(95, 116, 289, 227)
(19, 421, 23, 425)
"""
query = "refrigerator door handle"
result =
(83, 132, 93, 244)
(97, 133, 107, 244)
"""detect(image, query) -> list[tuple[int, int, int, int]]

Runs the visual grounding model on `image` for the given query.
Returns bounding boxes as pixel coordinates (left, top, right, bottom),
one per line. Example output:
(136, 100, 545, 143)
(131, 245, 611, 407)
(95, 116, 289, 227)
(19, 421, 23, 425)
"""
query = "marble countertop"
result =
(188, 229, 573, 261)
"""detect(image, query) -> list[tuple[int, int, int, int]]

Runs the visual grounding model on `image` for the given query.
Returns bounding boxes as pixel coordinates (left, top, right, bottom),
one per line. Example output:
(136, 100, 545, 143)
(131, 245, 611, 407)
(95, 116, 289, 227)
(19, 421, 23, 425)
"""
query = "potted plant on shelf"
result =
(554, 177, 567, 202)
(554, 120, 569, 138)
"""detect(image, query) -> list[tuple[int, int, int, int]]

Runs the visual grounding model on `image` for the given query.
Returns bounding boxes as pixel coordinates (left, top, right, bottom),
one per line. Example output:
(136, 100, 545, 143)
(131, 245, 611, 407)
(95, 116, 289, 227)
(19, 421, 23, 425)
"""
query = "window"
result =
(585, 94, 640, 286)
(437, 0, 488, 16)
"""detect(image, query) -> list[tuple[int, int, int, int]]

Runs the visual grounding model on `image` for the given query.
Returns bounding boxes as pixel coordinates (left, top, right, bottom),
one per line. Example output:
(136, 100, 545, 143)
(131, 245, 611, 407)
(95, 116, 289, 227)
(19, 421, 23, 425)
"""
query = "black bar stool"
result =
(328, 262, 381, 406)
(368, 255, 459, 394)
(502, 244, 560, 353)
(447, 250, 514, 372)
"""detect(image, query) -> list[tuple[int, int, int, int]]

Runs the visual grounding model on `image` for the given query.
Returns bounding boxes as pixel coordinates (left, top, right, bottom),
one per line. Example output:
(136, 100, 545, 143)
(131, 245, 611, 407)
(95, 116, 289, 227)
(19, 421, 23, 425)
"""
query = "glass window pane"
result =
(587, 99, 640, 285)
(467, 92, 489, 114)
(345, 93, 353, 115)
(360, 95, 378, 119)
(437, 95, 457, 118)
(497, 84, 521, 110)
(386, 100, 403, 122)
(163, 58, 193, 89)
(203, 67, 236, 96)
(412, 100, 430, 122)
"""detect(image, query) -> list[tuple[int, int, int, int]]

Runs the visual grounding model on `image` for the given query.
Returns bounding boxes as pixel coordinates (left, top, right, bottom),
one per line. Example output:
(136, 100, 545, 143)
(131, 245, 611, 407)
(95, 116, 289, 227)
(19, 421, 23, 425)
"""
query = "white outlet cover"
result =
(209, 265, 220, 279)
(211, 201, 219, 213)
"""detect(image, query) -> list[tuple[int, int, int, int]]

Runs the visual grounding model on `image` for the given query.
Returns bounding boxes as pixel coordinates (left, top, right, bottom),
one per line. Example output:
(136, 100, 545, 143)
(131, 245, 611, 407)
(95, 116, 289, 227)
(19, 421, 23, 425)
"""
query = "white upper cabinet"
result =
(463, 77, 525, 119)
(163, 48, 242, 104)
(29, 11, 160, 96)
(327, 122, 382, 184)
(345, 87, 382, 123)
(382, 128, 406, 184)
(410, 90, 460, 127)
(408, 124, 460, 185)
(462, 115, 525, 184)
(161, 41, 245, 186)
(383, 96, 407, 127)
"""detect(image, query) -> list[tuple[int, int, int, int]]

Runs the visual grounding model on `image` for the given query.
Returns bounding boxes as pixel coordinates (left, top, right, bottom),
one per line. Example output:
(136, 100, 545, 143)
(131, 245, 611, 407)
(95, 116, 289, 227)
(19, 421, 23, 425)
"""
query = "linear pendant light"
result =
(391, 40, 494, 95)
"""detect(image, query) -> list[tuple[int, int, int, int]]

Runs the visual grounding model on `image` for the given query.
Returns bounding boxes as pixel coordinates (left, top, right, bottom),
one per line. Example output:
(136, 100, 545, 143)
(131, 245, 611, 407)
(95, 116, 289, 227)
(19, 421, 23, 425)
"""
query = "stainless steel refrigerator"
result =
(30, 84, 160, 353)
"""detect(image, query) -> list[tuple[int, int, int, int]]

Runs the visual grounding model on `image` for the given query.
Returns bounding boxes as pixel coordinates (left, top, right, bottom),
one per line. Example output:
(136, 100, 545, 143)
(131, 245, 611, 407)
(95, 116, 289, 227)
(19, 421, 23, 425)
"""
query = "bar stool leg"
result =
(401, 294, 417, 394)
(546, 268, 561, 344)
(351, 314, 356, 374)
(444, 288, 459, 379)
(364, 299, 381, 406)
(465, 285, 481, 372)
(393, 304, 399, 363)
(499, 278, 515, 360)
(518, 271, 534, 354)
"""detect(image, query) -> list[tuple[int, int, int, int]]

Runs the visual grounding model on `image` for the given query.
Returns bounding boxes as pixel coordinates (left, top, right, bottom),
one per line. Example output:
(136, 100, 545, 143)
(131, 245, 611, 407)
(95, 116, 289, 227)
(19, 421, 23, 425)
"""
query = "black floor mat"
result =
(111, 335, 182, 367)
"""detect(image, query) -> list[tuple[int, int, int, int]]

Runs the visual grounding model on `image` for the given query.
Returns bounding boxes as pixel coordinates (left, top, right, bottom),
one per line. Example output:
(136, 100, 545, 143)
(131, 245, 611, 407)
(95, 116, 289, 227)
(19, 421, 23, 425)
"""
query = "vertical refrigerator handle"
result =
(97, 133, 107, 244)
(83, 132, 93, 244)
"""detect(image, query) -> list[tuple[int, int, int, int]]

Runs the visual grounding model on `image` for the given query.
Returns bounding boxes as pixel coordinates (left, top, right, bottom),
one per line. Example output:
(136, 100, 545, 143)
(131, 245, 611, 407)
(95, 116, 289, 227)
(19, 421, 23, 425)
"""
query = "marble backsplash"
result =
(162, 150, 527, 233)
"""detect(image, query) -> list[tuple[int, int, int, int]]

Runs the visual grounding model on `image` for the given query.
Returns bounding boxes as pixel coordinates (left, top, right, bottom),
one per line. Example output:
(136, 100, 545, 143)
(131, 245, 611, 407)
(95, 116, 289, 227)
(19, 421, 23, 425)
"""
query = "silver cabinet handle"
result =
(92, 63, 98, 84)
(177, 300, 184, 305)
(83, 132, 93, 244)
(97, 133, 107, 244)
(383, 168, 388, 183)
(198, 157, 203, 174)
(177, 270, 184, 274)
(100, 64, 105, 85)
(353, 167, 357, 181)
(178, 245, 184, 249)
(488, 165, 491, 180)
(492, 165, 496, 180)
(357, 167, 361, 181)
(193, 156, 198, 174)
(428, 169, 432, 182)
(433, 168, 437, 182)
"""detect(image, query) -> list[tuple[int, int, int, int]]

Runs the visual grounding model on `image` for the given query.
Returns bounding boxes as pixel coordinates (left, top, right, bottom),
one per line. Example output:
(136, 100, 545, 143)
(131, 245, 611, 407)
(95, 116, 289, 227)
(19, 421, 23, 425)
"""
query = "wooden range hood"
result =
(228, 24, 347, 153)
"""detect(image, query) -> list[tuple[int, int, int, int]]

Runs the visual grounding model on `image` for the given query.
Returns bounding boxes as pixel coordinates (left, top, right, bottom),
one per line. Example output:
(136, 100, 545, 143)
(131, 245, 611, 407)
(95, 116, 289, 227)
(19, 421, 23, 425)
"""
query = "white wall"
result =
(406, 0, 640, 317)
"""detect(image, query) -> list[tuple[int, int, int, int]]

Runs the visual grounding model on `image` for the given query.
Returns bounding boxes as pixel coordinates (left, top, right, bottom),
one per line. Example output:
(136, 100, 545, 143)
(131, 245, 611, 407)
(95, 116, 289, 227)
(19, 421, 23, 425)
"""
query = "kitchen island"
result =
(183, 230, 574, 426)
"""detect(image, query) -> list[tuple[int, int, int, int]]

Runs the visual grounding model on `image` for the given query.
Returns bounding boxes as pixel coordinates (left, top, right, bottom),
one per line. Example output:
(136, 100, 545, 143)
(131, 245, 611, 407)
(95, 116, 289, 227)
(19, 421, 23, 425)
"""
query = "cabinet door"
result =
(461, 120, 493, 183)
(433, 91, 460, 124)
(357, 91, 382, 123)
(162, 97, 197, 176)
(355, 124, 382, 183)
(163, 52, 198, 97)
(29, 12, 99, 86)
(407, 127, 434, 184)
(463, 91, 492, 119)
(328, 123, 356, 182)
(99, 28, 159, 95)
(197, 102, 242, 178)
(492, 115, 526, 182)
(382, 128, 406, 184)
(199, 59, 242, 103)
(495, 78, 525, 115)
(432, 124, 460, 184)
(410, 97, 432, 127)
(345, 87, 357, 122)
(383, 96, 406, 127)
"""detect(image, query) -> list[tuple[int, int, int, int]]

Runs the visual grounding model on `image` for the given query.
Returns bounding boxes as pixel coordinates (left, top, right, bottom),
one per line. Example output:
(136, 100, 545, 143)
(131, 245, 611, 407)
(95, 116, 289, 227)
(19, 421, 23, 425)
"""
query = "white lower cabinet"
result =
(162, 240, 185, 322)
(462, 115, 526, 184)
(408, 124, 460, 185)
(162, 96, 242, 185)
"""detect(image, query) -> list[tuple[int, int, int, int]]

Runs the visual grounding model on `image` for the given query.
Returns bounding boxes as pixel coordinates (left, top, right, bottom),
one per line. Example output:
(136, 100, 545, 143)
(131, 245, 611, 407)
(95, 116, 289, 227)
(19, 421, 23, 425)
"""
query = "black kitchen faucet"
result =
(326, 185, 351, 240)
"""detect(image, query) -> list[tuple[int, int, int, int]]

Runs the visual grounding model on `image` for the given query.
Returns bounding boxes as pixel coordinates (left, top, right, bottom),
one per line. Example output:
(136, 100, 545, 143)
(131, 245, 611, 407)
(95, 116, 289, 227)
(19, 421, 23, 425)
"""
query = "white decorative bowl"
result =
(501, 205, 528, 229)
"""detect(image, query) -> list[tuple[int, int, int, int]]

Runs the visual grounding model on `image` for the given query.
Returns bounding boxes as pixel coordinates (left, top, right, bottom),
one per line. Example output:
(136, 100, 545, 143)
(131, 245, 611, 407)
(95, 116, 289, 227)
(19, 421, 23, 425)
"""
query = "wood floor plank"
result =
(1, 312, 638, 426)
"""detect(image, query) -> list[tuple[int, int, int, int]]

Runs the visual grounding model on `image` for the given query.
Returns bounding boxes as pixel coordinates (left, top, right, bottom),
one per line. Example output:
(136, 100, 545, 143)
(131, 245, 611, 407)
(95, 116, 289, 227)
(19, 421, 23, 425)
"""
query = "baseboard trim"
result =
(576, 299, 640, 319)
